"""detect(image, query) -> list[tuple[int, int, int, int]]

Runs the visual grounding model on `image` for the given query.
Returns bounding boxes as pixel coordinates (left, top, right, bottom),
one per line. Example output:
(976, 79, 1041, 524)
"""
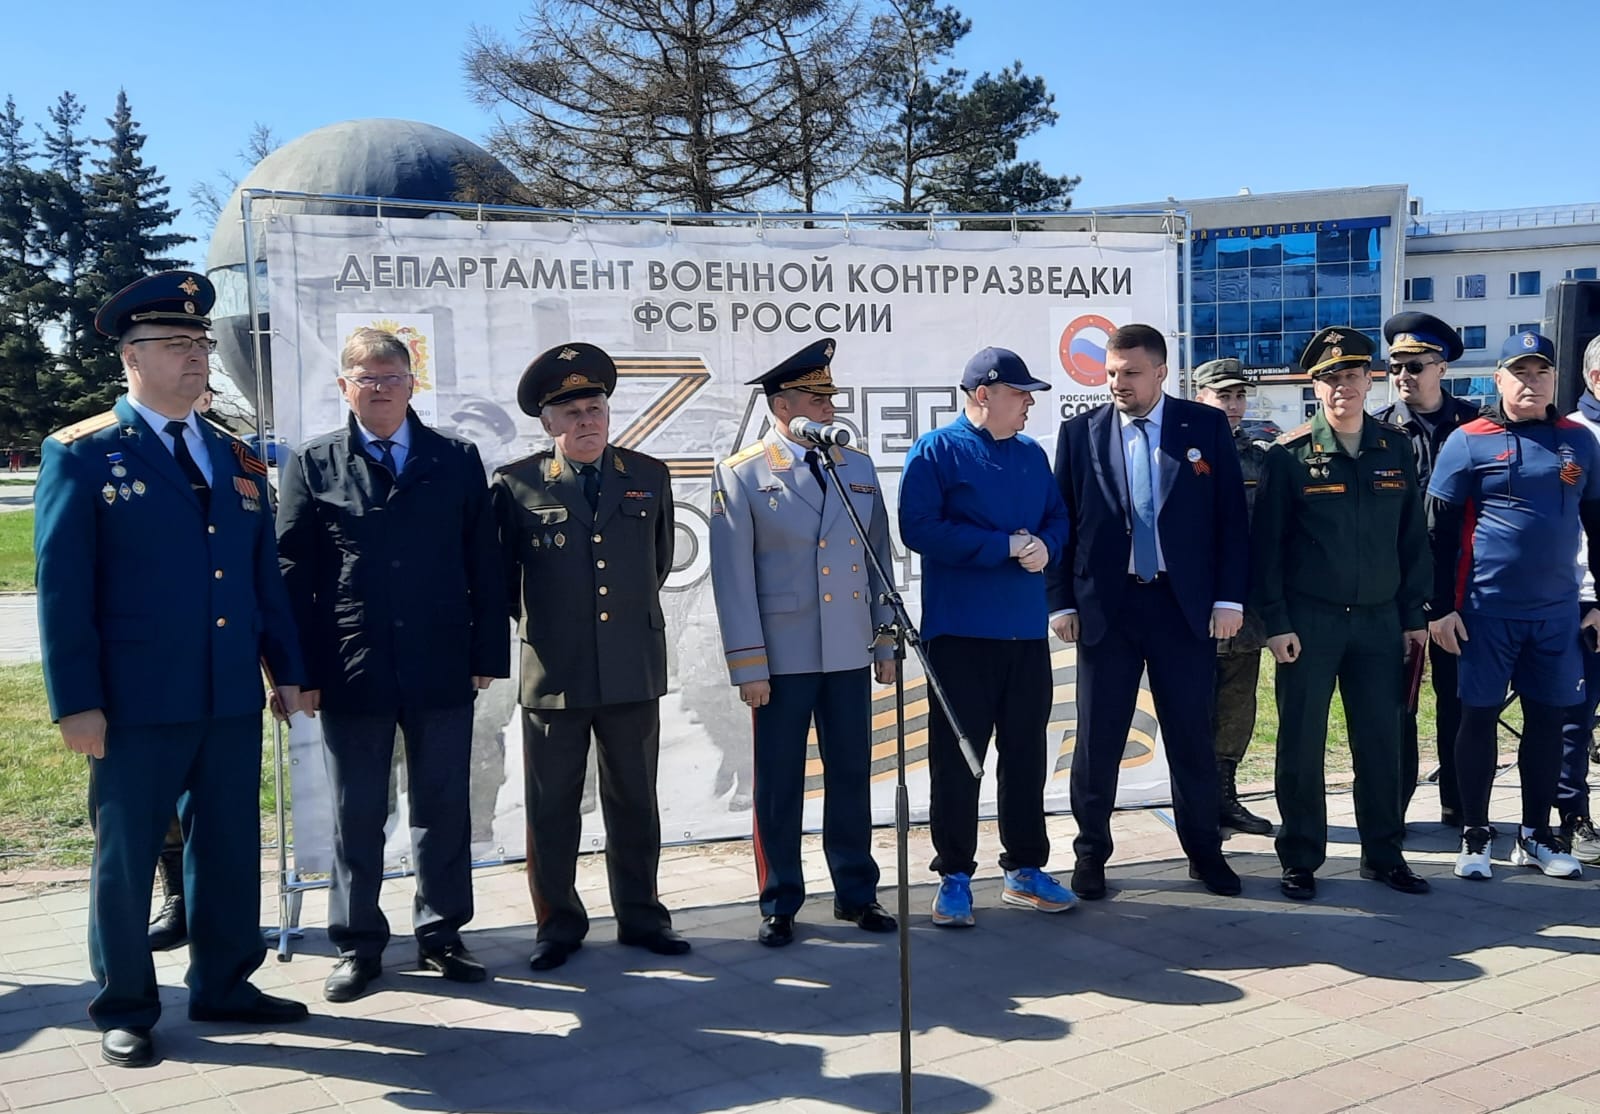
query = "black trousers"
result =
(1456, 699, 1568, 830)
(927, 635, 1052, 877)
(1401, 642, 1462, 820)
(1072, 577, 1223, 867)
(521, 700, 671, 944)
(321, 704, 475, 959)
(751, 669, 879, 916)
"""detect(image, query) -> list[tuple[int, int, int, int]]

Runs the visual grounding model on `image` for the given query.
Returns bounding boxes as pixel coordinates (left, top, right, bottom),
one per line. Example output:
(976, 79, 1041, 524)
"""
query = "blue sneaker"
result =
(1002, 867, 1078, 913)
(931, 872, 975, 927)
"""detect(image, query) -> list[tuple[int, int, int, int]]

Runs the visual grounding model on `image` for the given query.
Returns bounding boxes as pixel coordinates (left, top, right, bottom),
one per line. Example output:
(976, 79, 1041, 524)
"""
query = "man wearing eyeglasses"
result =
(276, 327, 509, 1002)
(1374, 313, 1479, 828)
(34, 271, 308, 1067)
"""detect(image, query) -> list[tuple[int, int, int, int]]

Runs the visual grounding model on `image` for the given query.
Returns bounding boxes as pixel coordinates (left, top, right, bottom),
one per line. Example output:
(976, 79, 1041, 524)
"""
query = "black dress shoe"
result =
(418, 943, 487, 982)
(146, 894, 187, 952)
(834, 902, 896, 933)
(1280, 868, 1316, 900)
(324, 955, 383, 1003)
(758, 914, 795, 947)
(101, 1027, 154, 1068)
(1188, 857, 1242, 897)
(1070, 861, 1107, 900)
(528, 939, 581, 971)
(1361, 861, 1431, 894)
(618, 927, 692, 955)
(189, 990, 309, 1024)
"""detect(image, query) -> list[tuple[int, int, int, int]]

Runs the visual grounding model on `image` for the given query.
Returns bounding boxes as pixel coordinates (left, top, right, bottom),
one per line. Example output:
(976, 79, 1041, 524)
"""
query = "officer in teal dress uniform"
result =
(33, 271, 308, 1068)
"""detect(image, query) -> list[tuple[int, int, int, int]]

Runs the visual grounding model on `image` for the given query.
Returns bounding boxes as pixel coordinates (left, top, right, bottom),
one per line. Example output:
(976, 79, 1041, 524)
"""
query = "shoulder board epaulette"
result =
(49, 411, 117, 444)
(1275, 422, 1312, 447)
(493, 450, 546, 478)
(723, 442, 765, 468)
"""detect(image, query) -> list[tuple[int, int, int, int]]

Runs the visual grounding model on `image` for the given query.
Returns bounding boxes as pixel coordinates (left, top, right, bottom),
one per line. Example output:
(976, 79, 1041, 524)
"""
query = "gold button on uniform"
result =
(213, 569, 223, 579)
(598, 586, 609, 596)
(849, 537, 858, 546)
(215, 617, 226, 628)
(851, 564, 859, 572)
(592, 534, 603, 543)
(853, 591, 861, 599)
(599, 612, 610, 622)
(207, 525, 216, 534)
(818, 539, 827, 549)
(823, 593, 833, 603)
(596, 559, 606, 569)
(821, 566, 830, 575)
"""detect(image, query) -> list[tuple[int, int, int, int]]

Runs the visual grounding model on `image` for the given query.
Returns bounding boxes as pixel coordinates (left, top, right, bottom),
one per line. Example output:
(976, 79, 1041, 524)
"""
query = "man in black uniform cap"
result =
(1374, 312, 1479, 826)
(492, 342, 688, 971)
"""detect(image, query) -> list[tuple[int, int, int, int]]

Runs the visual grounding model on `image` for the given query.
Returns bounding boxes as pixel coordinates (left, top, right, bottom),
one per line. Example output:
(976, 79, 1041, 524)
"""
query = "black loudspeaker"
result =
(1545, 280, 1600, 415)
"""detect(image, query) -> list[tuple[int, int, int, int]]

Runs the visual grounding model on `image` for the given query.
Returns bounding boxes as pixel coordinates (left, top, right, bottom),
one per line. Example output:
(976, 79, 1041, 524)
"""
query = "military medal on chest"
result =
(105, 451, 127, 478)
(1306, 452, 1333, 480)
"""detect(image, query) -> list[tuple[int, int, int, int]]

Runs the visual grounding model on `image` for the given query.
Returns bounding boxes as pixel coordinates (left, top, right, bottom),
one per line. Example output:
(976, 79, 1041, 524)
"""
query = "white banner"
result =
(265, 214, 1181, 873)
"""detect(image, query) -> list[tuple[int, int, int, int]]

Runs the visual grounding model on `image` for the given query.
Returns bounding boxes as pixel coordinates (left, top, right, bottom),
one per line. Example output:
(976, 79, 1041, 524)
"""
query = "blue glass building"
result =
(1187, 216, 1391, 376)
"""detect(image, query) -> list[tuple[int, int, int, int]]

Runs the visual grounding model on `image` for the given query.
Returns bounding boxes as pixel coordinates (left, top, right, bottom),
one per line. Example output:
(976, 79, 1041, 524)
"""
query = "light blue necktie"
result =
(1130, 418, 1159, 581)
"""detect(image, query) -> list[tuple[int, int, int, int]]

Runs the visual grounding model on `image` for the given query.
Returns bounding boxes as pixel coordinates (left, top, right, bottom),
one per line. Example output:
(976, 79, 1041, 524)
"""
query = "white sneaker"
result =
(1510, 828, 1583, 880)
(1453, 827, 1493, 880)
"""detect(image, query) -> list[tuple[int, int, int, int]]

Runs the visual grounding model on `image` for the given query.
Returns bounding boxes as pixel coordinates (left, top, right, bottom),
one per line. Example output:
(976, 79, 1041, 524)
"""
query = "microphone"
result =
(788, 417, 852, 447)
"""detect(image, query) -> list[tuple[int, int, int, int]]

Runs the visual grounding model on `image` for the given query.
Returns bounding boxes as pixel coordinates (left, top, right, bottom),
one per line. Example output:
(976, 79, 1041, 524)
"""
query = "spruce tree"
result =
(0, 97, 55, 448)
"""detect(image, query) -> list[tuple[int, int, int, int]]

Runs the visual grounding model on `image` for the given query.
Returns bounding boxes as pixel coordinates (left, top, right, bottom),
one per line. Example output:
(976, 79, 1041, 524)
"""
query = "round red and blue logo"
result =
(1058, 314, 1119, 387)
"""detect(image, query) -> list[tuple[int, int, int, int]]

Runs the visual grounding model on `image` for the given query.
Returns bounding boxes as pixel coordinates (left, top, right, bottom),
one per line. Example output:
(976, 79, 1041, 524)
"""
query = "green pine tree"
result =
(75, 89, 193, 413)
(0, 96, 57, 449)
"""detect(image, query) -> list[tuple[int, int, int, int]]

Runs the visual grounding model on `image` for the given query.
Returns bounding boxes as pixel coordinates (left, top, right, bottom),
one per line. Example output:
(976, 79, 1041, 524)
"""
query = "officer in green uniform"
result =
(1193, 358, 1274, 836)
(1250, 328, 1432, 900)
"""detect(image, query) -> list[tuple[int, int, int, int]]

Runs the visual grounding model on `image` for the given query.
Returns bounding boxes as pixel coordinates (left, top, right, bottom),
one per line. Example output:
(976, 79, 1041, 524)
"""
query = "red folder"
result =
(1404, 640, 1426, 715)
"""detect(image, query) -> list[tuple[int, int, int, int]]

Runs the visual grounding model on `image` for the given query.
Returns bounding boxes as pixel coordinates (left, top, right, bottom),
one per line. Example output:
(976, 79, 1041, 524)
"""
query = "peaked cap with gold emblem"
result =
(747, 336, 840, 397)
(516, 341, 618, 416)
(1383, 311, 1464, 363)
(1299, 326, 1376, 378)
(94, 270, 215, 339)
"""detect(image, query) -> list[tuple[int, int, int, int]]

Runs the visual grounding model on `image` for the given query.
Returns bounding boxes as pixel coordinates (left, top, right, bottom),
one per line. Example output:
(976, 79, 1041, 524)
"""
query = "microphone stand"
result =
(810, 434, 982, 1114)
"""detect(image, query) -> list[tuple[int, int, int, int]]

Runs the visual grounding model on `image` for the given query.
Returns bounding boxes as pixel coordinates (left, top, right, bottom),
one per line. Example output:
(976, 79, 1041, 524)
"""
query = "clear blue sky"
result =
(6, 0, 1594, 258)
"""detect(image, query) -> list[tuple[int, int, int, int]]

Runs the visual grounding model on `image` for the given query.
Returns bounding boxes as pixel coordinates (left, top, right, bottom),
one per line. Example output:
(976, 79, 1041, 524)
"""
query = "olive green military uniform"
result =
(1251, 408, 1430, 873)
(1214, 424, 1271, 762)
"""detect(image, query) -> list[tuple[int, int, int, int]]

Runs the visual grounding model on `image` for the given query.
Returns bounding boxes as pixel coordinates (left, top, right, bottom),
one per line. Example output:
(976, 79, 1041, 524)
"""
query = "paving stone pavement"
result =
(2, 776, 1598, 1113)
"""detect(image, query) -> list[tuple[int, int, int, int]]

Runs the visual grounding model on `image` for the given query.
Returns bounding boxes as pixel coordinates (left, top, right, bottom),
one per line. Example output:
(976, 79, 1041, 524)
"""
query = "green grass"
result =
(0, 662, 288, 870)
(0, 512, 33, 591)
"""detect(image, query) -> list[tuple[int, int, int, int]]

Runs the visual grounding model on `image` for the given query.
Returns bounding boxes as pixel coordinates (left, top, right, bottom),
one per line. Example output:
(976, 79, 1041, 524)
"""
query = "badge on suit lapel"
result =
(118, 483, 131, 501)
(1186, 447, 1210, 476)
(554, 532, 566, 547)
(131, 480, 146, 496)
(101, 483, 116, 505)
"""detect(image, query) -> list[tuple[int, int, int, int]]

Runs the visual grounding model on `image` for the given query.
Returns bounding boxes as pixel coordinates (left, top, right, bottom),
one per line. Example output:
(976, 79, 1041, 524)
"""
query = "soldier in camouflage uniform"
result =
(1193, 359, 1275, 835)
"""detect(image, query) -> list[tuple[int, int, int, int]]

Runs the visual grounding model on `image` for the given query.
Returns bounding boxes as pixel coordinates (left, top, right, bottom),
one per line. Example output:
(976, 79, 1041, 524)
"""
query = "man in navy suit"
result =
(34, 272, 308, 1068)
(1049, 323, 1248, 899)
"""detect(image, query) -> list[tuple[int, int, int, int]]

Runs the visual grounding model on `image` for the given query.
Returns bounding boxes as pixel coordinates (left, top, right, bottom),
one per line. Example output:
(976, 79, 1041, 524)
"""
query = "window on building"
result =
(1460, 325, 1487, 349)
(1456, 274, 1486, 299)
(1568, 267, 1598, 280)
(1508, 271, 1541, 297)
(1510, 323, 1540, 337)
(1404, 277, 1434, 302)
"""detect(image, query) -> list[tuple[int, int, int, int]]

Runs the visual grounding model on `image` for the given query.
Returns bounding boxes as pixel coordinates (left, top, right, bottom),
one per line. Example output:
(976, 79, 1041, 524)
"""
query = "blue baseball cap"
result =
(1498, 330, 1556, 369)
(961, 347, 1050, 392)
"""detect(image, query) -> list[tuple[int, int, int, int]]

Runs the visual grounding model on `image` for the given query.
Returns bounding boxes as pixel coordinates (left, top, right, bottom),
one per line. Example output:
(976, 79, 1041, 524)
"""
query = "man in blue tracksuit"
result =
(1428, 331, 1600, 882)
(899, 347, 1075, 927)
